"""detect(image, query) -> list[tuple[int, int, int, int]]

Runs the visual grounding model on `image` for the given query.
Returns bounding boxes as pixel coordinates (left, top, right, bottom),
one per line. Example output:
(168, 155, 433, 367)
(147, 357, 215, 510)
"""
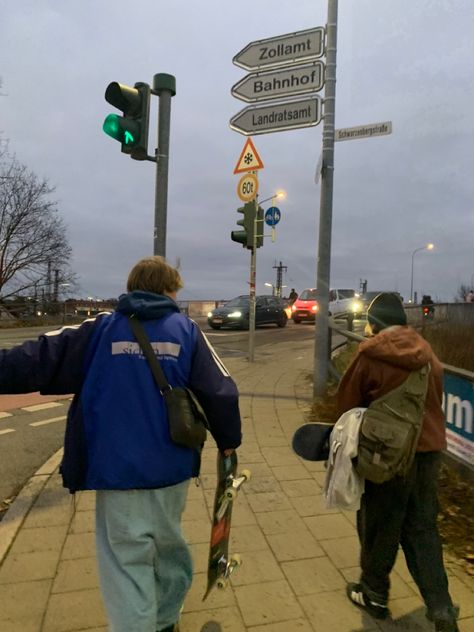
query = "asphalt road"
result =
(0, 320, 350, 518)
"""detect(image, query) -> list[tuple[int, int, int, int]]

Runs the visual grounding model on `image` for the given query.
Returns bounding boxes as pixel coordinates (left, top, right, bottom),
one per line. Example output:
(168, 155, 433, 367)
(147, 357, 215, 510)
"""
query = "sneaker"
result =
(427, 606, 460, 632)
(346, 583, 390, 620)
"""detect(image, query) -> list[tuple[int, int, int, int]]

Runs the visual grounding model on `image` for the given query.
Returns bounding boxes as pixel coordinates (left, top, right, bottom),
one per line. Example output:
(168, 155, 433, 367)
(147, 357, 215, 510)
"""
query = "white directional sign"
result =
(230, 97, 322, 136)
(233, 27, 325, 71)
(335, 121, 393, 142)
(232, 61, 325, 103)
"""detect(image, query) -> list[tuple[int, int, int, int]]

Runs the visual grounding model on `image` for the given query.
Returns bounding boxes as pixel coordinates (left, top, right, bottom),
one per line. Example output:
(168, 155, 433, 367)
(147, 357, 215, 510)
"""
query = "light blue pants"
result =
(95, 481, 192, 632)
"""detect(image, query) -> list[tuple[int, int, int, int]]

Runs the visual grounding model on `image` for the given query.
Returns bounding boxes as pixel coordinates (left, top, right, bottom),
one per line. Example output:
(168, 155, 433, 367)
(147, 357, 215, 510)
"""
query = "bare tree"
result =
(455, 284, 470, 303)
(0, 154, 74, 299)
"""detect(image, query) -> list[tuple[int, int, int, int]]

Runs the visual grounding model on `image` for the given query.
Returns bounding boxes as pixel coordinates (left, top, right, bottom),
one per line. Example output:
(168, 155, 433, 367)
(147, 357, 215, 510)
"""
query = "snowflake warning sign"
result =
(233, 137, 264, 174)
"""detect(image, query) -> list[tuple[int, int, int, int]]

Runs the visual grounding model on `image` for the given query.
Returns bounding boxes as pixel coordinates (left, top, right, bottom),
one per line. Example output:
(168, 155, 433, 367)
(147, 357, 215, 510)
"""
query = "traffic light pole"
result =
(314, 0, 338, 397)
(152, 74, 176, 257)
(248, 196, 258, 363)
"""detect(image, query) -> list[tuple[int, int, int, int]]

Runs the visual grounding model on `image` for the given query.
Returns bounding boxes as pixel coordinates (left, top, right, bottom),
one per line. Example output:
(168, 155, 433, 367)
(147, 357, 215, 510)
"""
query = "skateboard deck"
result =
(203, 451, 250, 600)
(292, 423, 333, 461)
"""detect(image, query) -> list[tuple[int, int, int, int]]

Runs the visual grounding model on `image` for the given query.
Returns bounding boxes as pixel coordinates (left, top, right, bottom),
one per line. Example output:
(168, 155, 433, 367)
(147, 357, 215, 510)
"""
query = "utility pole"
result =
(314, 0, 338, 397)
(273, 261, 287, 297)
(152, 74, 176, 257)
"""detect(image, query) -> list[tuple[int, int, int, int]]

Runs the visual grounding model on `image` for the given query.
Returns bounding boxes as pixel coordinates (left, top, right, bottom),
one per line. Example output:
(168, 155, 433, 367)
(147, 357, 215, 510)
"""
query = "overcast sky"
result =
(1, 0, 473, 302)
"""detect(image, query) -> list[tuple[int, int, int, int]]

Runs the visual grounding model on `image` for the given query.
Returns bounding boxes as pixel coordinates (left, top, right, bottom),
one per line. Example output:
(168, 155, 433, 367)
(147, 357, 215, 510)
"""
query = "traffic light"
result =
(255, 205, 264, 248)
(231, 202, 254, 248)
(103, 81, 150, 160)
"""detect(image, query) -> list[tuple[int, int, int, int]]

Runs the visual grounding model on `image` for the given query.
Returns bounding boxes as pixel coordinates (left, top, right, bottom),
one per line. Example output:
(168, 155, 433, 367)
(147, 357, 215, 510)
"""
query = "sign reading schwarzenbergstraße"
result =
(233, 27, 325, 71)
(230, 97, 322, 136)
(335, 121, 393, 142)
(231, 61, 325, 103)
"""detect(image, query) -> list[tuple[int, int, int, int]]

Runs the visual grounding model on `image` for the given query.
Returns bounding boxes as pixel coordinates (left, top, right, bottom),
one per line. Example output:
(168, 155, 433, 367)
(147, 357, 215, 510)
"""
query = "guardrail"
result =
(328, 321, 474, 476)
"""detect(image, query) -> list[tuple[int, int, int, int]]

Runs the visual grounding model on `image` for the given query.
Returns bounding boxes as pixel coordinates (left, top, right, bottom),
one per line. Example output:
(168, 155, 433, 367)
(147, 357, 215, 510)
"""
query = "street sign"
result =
(265, 206, 281, 227)
(230, 96, 322, 136)
(233, 137, 264, 174)
(237, 173, 259, 202)
(231, 61, 325, 103)
(335, 121, 393, 142)
(233, 27, 325, 71)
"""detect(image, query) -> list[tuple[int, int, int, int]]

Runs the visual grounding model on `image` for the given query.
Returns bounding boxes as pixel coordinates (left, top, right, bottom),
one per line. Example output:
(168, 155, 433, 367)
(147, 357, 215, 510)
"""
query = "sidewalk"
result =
(1, 338, 473, 632)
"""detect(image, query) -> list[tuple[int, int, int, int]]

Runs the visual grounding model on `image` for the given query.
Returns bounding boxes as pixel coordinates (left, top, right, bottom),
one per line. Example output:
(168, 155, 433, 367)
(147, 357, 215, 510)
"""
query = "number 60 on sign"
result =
(237, 173, 259, 202)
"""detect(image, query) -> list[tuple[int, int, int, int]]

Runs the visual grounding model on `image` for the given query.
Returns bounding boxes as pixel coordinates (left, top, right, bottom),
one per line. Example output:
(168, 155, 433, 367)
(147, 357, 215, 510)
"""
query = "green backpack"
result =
(355, 365, 430, 484)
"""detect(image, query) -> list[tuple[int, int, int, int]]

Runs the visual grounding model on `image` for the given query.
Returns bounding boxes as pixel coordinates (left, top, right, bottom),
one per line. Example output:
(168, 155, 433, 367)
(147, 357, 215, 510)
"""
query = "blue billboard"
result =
(443, 372, 474, 468)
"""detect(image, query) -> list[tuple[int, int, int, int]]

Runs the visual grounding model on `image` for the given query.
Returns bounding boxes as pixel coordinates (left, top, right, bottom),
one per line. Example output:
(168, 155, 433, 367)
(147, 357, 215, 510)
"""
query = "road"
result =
(0, 320, 346, 517)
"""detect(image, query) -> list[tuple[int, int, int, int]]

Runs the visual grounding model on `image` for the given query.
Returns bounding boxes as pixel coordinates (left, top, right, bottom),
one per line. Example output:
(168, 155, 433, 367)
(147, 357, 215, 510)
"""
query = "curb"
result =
(0, 448, 63, 565)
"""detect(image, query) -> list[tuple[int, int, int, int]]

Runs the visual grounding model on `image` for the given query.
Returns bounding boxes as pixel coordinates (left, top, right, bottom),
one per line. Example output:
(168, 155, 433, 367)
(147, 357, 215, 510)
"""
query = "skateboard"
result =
(202, 451, 250, 600)
(292, 423, 333, 461)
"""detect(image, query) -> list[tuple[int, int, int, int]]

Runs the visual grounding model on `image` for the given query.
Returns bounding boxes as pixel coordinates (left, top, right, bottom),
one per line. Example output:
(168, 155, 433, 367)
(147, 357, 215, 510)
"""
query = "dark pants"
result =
(357, 452, 453, 614)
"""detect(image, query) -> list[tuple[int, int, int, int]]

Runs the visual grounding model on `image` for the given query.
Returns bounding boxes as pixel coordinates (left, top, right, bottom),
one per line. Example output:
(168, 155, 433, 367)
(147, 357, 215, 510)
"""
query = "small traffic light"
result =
(255, 205, 264, 248)
(231, 202, 254, 248)
(103, 81, 150, 160)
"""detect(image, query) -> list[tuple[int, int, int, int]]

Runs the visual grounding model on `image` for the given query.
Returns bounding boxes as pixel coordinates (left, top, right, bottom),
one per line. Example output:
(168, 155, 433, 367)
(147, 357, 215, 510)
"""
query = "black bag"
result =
(128, 316, 208, 449)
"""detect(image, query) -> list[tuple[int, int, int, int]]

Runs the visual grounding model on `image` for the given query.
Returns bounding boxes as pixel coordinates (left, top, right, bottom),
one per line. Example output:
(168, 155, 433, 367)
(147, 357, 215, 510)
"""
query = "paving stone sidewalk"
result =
(1, 338, 473, 632)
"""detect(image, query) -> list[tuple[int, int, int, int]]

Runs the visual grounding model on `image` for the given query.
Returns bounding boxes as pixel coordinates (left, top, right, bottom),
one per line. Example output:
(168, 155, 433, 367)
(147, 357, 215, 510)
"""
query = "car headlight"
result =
(291, 304, 297, 311)
(228, 311, 242, 318)
(311, 304, 319, 312)
(352, 301, 362, 313)
(207, 312, 214, 318)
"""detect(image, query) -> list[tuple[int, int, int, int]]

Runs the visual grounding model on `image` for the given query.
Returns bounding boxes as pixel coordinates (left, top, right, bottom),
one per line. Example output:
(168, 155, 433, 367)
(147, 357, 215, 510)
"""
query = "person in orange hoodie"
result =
(338, 293, 458, 632)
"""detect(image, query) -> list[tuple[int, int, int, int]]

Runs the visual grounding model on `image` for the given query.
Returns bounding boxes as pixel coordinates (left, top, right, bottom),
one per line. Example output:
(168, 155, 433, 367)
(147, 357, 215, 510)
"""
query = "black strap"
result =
(127, 316, 172, 395)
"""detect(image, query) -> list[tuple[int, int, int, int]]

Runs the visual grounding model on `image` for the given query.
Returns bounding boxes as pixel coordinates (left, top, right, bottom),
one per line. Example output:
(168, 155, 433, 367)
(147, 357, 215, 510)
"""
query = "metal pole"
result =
(314, 0, 338, 397)
(152, 74, 176, 257)
(248, 196, 258, 362)
(410, 249, 416, 303)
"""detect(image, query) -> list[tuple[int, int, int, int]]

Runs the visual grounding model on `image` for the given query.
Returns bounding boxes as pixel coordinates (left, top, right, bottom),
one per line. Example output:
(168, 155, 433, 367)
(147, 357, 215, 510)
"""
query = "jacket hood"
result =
(116, 291, 180, 320)
(359, 325, 433, 370)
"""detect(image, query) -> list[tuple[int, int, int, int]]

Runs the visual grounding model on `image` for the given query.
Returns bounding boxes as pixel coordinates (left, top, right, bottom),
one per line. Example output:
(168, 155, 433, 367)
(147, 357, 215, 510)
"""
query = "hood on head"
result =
(116, 290, 180, 320)
(359, 326, 433, 370)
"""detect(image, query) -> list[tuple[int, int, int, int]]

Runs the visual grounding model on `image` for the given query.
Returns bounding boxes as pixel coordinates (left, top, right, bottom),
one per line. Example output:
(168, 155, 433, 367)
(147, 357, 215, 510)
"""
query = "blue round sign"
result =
(265, 206, 281, 227)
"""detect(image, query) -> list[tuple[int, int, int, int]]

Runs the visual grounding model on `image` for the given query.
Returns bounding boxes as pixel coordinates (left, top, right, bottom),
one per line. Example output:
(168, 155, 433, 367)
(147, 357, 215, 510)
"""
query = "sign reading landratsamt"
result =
(230, 97, 322, 136)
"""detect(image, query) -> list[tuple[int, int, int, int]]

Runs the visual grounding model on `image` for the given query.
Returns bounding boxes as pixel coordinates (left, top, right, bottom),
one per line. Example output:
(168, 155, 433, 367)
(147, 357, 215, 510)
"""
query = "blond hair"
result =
(126, 256, 183, 295)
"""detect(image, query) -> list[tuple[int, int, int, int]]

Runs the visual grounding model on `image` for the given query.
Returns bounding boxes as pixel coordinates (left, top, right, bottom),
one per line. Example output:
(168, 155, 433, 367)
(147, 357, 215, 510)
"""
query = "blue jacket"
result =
(0, 291, 242, 492)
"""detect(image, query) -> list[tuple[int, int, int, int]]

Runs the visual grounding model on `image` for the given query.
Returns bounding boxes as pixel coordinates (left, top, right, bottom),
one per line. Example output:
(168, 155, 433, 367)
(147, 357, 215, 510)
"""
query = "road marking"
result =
(21, 402, 64, 412)
(0, 428, 15, 436)
(29, 415, 67, 427)
(0, 412, 13, 419)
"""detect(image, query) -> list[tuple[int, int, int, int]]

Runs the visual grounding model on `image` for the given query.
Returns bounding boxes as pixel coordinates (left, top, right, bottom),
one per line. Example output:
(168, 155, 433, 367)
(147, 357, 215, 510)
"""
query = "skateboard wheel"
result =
(230, 553, 242, 567)
(225, 488, 237, 501)
(216, 577, 228, 589)
(240, 469, 251, 481)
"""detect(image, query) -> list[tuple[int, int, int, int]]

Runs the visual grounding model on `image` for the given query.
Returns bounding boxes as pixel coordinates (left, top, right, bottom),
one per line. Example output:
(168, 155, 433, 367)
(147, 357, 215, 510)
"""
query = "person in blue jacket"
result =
(0, 256, 242, 632)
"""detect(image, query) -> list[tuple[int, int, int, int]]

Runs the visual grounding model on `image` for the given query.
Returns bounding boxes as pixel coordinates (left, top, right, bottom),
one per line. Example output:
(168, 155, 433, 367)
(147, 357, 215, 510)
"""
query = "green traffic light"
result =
(103, 114, 137, 145)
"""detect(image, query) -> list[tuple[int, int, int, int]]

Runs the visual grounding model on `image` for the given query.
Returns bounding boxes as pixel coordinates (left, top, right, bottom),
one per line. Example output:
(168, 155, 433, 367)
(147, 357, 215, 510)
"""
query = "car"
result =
(329, 288, 359, 316)
(291, 288, 319, 323)
(207, 295, 288, 330)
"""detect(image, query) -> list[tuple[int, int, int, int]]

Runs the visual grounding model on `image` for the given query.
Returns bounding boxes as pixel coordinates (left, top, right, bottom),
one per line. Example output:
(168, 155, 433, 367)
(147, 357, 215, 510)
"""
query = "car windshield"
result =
(299, 289, 317, 300)
(337, 289, 355, 299)
(225, 297, 249, 308)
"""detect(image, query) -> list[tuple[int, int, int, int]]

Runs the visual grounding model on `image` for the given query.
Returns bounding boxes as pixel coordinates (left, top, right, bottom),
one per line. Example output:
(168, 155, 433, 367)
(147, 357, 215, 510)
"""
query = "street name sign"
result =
(237, 173, 259, 202)
(335, 121, 393, 142)
(233, 137, 264, 174)
(231, 61, 325, 103)
(233, 27, 325, 71)
(230, 96, 322, 136)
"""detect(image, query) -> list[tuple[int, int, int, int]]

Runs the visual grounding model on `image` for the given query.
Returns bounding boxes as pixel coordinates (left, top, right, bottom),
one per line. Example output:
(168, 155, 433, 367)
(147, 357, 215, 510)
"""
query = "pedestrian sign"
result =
(265, 206, 281, 226)
(233, 137, 264, 174)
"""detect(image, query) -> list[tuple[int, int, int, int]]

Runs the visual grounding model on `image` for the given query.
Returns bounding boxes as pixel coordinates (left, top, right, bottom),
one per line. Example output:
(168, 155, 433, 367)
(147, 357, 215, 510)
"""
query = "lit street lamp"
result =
(410, 243, 434, 303)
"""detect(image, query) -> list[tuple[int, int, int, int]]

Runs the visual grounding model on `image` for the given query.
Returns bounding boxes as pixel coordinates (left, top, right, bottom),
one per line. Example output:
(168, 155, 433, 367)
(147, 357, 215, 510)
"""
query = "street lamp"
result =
(410, 243, 434, 303)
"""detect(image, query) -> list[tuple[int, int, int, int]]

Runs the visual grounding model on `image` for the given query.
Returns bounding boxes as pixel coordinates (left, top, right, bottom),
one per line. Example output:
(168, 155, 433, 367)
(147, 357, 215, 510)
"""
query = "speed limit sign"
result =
(237, 173, 259, 202)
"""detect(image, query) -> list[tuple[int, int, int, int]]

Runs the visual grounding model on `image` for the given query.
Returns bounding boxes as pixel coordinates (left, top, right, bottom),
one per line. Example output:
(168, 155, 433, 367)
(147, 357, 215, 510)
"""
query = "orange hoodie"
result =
(337, 326, 446, 452)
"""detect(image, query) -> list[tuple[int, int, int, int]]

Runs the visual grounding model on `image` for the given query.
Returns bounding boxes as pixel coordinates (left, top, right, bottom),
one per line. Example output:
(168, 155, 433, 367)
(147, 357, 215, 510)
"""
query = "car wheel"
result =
(277, 314, 288, 328)
(209, 324, 221, 330)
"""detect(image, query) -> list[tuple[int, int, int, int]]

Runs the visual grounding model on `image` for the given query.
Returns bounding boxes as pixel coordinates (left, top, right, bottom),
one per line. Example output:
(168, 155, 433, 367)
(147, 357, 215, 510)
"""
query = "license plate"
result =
(212, 318, 223, 324)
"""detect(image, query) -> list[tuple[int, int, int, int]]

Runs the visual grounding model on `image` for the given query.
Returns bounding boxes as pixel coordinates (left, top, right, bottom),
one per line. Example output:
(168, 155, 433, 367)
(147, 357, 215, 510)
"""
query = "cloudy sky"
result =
(1, 0, 473, 302)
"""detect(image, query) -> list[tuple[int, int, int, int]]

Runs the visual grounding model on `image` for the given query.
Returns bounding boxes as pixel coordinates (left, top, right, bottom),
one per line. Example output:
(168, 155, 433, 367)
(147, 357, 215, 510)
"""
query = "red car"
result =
(291, 289, 319, 323)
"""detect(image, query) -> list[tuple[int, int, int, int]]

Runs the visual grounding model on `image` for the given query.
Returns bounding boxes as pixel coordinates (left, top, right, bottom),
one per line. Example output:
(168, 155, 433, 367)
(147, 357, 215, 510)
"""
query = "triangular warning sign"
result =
(233, 137, 264, 174)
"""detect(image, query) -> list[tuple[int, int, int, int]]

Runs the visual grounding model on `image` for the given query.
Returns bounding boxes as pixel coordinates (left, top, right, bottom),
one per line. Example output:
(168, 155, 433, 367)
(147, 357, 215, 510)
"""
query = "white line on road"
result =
(0, 428, 15, 436)
(0, 412, 13, 419)
(29, 415, 67, 427)
(21, 402, 64, 413)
